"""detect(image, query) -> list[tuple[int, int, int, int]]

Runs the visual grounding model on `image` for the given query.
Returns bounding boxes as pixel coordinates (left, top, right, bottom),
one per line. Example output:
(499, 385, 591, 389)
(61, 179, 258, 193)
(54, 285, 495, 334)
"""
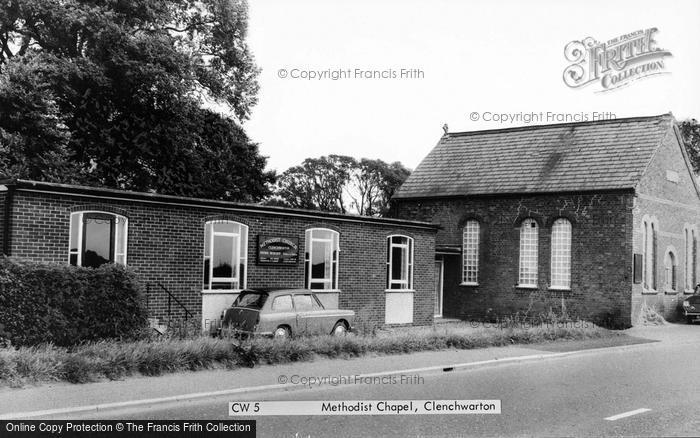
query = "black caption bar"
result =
(1, 420, 256, 438)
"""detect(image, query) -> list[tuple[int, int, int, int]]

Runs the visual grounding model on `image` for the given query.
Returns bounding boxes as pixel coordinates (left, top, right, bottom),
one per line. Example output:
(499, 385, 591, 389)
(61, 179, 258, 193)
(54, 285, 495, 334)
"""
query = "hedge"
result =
(0, 257, 148, 347)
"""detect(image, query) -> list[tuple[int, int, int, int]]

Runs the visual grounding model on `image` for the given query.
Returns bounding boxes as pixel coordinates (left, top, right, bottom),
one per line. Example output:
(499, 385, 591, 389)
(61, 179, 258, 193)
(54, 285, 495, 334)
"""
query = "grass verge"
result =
(0, 321, 621, 387)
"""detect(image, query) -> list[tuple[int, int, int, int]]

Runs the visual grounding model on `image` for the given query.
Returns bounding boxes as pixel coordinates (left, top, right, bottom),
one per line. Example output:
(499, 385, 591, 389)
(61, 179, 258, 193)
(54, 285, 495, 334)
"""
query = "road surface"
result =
(62, 337, 700, 437)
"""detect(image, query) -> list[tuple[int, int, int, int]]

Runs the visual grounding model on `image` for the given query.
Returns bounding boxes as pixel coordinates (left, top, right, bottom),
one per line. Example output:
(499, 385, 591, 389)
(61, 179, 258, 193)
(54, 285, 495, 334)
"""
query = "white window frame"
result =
(651, 222, 657, 290)
(305, 228, 340, 290)
(642, 217, 660, 292)
(643, 220, 649, 290)
(665, 249, 678, 292)
(684, 226, 692, 292)
(203, 220, 248, 292)
(550, 218, 572, 290)
(461, 220, 480, 285)
(518, 218, 539, 288)
(68, 211, 128, 267)
(690, 227, 699, 292)
(694, 229, 698, 290)
(386, 235, 414, 290)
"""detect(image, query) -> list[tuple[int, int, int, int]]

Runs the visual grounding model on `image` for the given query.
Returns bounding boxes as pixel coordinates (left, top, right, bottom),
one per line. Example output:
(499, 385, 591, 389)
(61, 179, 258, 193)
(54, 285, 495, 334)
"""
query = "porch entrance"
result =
(434, 259, 444, 317)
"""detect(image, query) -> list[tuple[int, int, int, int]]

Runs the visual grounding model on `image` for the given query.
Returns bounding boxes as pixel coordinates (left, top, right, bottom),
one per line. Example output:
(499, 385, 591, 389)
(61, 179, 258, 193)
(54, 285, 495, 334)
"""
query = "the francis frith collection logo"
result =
(563, 28, 672, 92)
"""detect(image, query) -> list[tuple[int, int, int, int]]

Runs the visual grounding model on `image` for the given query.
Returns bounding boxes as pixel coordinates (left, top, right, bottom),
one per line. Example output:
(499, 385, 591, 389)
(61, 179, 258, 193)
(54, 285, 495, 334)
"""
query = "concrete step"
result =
(148, 318, 168, 335)
(434, 317, 462, 325)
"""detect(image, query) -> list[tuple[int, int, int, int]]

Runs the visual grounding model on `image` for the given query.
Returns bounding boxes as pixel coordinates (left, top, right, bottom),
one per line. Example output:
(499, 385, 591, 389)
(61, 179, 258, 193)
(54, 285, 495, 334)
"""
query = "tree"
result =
(273, 155, 355, 213)
(0, 0, 271, 201)
(346, 158, 411, 216)
(271, 155, 411, 216)
(680, 118, 700, 174)
(0, 52, 84, 182)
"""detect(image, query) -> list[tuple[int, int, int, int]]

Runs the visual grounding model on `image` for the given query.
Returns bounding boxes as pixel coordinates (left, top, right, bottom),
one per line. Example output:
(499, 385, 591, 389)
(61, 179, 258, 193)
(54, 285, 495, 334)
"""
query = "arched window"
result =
(69, 211, 128, 267)
(203, 220, 248, 290)
(685, 228, 691, 291)
(693, 229, 698, 289)
(642, 220, 658, 291)
(386, 235, 414, 290)
(518, 218, 539, 287)
(642, 220, 649, 289)
(462, 220, 480, 285)
(649, 223, 658, 290)
(683, 226, 698, 291)
(305, 228, 339, 290)
(550, 218, 572, 289)
(665, 250, 677, 292)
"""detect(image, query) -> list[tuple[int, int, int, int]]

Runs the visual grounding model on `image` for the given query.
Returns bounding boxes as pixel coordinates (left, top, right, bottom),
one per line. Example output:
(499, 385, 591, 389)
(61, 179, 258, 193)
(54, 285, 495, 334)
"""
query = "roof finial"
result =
(442, 123, 449, 135)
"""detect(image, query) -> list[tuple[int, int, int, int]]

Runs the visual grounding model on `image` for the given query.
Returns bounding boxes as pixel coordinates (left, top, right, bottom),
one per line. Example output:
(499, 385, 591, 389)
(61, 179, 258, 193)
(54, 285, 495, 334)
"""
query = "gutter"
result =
(392, 187, 637, 202)
(5, 179, 439, 231)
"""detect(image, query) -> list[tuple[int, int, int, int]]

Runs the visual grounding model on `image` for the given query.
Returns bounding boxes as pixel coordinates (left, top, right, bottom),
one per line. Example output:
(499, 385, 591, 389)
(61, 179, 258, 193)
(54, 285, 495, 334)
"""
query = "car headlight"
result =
(683, 300, 690, 308)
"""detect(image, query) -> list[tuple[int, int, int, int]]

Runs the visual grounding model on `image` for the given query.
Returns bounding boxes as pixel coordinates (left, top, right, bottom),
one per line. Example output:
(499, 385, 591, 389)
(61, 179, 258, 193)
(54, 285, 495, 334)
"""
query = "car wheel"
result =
(331, 321, 348, 336)
(687, 316, 694, 325)
(274, 326, 291, 339)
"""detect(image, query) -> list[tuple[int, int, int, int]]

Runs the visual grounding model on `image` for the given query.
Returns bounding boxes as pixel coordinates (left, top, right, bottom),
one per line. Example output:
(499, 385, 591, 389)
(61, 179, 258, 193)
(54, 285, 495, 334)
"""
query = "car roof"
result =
(242, 288, 315, 296)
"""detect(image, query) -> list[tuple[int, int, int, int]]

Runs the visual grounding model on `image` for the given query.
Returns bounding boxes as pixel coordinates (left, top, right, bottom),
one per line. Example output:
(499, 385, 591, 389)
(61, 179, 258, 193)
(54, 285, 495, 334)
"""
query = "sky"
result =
(244, 0, 700, 173)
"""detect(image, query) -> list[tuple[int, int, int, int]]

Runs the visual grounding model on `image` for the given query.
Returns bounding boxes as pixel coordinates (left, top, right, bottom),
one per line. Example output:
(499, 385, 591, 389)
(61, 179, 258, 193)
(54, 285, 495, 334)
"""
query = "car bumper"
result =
(218, 328, 274, 339)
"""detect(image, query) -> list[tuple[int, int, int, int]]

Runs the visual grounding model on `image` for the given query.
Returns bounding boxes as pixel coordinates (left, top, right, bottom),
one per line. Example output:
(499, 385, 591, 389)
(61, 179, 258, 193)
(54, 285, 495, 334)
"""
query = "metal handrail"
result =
(146, 281, 195, 324)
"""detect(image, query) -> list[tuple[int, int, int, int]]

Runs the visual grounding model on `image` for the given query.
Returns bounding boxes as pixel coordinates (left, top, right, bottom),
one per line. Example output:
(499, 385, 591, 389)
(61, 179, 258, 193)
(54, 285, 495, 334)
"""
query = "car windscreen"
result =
(233, 292, 268, 309)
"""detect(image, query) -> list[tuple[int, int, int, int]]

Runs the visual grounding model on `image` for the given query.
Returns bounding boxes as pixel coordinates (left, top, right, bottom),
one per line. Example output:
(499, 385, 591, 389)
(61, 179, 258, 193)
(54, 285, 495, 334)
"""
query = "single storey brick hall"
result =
(391, 114, 700, 327)
(0, 181, 437, 331)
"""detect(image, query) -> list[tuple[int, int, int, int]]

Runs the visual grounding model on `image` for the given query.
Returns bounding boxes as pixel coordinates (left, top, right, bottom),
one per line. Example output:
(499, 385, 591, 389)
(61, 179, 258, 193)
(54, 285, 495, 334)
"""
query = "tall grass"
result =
(0, 320, 617, 387)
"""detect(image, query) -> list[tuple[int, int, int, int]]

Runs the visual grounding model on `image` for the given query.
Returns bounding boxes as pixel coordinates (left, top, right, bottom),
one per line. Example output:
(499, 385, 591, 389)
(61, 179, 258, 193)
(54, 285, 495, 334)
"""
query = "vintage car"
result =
(219, 288, 355, 338)
(682, 285, 700, 324)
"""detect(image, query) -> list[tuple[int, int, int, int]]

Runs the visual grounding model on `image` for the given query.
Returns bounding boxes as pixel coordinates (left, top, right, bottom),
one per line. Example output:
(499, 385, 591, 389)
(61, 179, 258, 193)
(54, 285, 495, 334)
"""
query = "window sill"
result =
(460, 282, 479, 287)
(641, 289, 658, 295)
(384, 289, 415, 293)
(664, 290, 679, 295)
(201, 289, 243, 295)
(548, 287, 571, 291)
(309, 289, 342, 293)
(515, 284, 538, 289)
(684, 290, 695, 295)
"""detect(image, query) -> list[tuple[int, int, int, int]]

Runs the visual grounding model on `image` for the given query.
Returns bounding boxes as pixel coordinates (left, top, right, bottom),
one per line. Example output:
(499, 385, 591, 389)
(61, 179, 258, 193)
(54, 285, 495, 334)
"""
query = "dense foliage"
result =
(0, 0, 272, 201)
(0, 258, 147, 347)
(270, 155, 411, 216)
(680, 118, 700, 174)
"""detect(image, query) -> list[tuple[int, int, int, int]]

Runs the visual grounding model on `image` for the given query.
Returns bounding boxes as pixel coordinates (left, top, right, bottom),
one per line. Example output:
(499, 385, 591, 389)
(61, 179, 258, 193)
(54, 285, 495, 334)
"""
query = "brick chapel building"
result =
(391, 114, 699, 327)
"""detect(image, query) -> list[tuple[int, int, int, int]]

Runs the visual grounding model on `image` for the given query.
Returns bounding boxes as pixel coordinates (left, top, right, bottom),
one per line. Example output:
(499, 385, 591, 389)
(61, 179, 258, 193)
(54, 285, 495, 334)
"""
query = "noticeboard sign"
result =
(257, 235, 299, 265)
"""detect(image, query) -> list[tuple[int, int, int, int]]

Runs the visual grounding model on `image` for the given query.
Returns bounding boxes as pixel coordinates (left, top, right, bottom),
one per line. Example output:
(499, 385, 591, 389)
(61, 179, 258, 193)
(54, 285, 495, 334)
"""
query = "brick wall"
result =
(7, 189, 435, 329)
(632, 128, 700, 322)
(392, 192, 635, 327)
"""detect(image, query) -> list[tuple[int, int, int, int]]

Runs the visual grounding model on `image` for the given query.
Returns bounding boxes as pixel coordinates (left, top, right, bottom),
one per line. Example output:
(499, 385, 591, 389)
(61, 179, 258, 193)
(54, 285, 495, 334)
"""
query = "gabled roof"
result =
(393, 114, 676, 199)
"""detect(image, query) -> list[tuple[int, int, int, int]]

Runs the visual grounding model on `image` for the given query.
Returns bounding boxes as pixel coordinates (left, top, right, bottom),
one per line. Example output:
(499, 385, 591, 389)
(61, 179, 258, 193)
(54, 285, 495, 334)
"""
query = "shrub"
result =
(0, 257, 148, 346)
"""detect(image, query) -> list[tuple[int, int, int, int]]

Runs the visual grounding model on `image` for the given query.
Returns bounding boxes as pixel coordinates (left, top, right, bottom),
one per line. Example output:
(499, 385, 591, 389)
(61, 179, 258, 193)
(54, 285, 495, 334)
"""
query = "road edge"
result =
(0, 338, 668, 419)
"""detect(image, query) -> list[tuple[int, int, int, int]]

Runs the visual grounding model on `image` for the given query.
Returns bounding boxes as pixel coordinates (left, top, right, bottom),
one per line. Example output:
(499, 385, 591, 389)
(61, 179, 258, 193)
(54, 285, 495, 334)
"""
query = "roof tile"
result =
(393, 114, 673, 198)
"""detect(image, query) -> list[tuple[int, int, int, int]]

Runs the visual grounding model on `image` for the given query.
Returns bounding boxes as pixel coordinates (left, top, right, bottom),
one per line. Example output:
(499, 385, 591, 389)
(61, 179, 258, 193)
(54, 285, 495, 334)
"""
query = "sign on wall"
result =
(257, 235, 299, 265)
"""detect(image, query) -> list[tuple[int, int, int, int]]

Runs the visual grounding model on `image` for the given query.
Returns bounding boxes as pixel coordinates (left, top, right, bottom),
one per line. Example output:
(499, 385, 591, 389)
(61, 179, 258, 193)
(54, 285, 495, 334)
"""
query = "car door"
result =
(293, 294, 324, 335)
(270, 294, 297, 334)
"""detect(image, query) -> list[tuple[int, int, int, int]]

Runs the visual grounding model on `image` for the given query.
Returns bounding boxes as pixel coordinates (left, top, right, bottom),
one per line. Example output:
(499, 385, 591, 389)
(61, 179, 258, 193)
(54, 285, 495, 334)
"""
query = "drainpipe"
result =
(3, 183, 14, 256)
